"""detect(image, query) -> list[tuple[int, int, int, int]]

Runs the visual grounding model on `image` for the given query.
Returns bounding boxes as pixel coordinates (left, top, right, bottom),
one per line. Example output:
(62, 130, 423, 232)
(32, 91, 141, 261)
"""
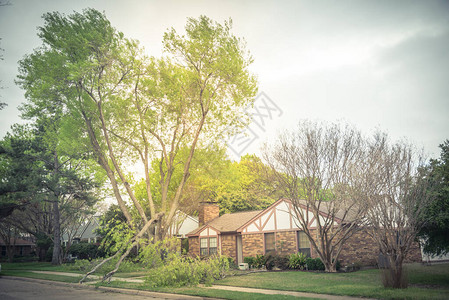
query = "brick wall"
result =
(190, 228, 422, 266)
(242, 233, 264, 258)
(276, 231, 297, 255)
(338, 230, 379, 266)
(405, 241, 422, 263)
(188, 236, 199, 257)
(221, 234, 237, 262)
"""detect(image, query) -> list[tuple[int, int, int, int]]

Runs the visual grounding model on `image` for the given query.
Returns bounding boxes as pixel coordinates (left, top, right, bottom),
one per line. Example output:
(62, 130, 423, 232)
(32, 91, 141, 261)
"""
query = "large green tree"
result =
(0, 123, 101, 263)
(418, 140, 449, 256)
(18, 9, 257, 280)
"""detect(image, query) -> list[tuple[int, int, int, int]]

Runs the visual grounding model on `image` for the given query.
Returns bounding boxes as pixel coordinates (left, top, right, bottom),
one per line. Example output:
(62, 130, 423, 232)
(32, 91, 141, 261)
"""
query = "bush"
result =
(289, 252, 307, 270)
(264, 253, 275, 270)
(274, 255, 289, 270)
(226, 256, 236, 269)
(305, 257, 325, 271)
(145, 255, 230, 287)
(69, 243, 102, 260)
(253, 254, 266, 269)
(244, 256, 255, 269)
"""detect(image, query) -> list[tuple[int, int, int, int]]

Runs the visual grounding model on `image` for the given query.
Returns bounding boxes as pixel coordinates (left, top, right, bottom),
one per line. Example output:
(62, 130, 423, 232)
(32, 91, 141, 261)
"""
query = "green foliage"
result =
(69, 243, 103, 260)
(418, 140, 449, 256)
(244, 256, 255, 268)
(289, 252, 308, 270)
(253, 254, 266, 269)
(273, 255, 290, 270)
(137, 237, 179, 269)
(305, 257, 325, 271)
(145, 255, 230, 287)
(64, 257, 140, 275)
(95, 205, 131, 255)
(17, 9, 259, 242)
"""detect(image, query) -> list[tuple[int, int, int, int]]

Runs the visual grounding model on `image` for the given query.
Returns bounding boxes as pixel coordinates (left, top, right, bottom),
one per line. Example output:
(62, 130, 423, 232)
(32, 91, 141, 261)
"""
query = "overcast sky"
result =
(1, 0, 448, 160)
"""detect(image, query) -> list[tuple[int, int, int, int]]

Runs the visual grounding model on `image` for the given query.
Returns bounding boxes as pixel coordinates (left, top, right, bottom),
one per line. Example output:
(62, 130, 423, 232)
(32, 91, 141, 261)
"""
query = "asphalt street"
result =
(0, 277, 201, 300)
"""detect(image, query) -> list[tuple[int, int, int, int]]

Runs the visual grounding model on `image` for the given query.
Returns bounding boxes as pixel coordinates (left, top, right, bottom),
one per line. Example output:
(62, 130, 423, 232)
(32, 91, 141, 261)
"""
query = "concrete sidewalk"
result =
(25, 271, 372, 299)
(206, 285, 373, 300)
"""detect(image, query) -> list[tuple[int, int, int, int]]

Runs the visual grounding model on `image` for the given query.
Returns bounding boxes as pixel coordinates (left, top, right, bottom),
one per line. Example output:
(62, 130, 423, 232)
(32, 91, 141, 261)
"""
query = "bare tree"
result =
(360, 133, 431, 288)
(263, 121, 367, 272)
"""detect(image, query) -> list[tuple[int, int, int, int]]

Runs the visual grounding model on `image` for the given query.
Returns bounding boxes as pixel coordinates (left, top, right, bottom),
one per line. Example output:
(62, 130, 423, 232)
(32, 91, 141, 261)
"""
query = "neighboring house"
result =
(62, 216, 101, 246)
(187, 199, 423, 266)
(0, 238, 35, 259)
(421, 250, 449, 263)
(168, 211, 199, 238)
(62, 211, 199, 247)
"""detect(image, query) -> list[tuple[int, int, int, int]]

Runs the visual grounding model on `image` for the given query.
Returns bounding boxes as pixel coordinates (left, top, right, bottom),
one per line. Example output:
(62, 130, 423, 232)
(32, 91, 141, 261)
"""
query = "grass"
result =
(216, 263, 449, 299)
(1, 261, 82, 273)
(95, 280, 320, 300)
(0, 269, 82, 283)
(2, 261, 448, 299)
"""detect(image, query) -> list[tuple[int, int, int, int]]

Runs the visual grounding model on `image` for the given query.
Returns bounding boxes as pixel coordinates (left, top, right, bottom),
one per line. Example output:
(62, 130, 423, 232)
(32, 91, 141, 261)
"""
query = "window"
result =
(200, 238, 208, 256)
(264, 232, 275, 253)
(297, 231, 311, 257)
(200, 237, 218, 256)
(209, 237, 217, 255)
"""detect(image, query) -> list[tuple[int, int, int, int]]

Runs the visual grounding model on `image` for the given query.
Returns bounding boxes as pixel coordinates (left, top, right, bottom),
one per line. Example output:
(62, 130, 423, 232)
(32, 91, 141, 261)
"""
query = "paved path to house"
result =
(207, 285, 374, 300)
(25, 271, 373, 299)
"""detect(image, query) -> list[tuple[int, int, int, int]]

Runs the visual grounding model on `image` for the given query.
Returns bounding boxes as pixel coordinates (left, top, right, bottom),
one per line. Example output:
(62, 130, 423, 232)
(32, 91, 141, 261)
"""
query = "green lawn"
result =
(0, 269, 83, 283)
(1, 262, 81, 273)
(95, 281, 320, 300)
(2, 261, 448, 299)
(216, 263, 449, 300)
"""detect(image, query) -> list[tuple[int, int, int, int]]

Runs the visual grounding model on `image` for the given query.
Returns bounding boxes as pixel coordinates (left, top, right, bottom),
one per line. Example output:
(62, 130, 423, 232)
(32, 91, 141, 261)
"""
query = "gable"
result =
(198, 226, 219, 237)
(237, 199, 339, 234)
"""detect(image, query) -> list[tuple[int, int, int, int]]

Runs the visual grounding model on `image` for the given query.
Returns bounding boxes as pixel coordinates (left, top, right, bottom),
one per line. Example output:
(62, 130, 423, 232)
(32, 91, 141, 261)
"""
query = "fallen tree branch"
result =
(79, 251, 121, 283)
(79, 213, 164, 284)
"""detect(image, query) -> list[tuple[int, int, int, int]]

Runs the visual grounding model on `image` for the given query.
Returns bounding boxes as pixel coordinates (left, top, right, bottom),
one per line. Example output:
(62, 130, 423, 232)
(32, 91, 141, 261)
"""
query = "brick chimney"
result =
(198, 202, 219, 226)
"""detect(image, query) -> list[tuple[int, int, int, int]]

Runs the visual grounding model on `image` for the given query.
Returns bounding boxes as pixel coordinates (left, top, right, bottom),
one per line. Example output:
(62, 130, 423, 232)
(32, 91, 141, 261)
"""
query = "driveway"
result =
(0, 277, 207, 300)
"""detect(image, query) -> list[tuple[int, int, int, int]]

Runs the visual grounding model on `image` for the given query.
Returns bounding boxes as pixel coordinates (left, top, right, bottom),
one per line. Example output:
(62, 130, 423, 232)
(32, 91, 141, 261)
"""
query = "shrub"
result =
(69, 243, 101, 260)
(145, 255, 230, 287)
(244, 256, 255, 269)
(274, 255, 290, 270)
(336, 259, 341, 271)
(226, 256, 236, 269)
(289, 252, 307, 270)
(264, 253, 275, 270)
(305, 257, 325, 271)
(253, 254, 266, 269)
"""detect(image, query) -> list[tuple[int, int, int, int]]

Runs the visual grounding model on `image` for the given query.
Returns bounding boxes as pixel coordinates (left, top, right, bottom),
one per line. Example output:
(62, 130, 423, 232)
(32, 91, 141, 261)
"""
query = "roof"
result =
(0, 238, 35, 246)
(187, 210, 262, 236)
(187, 198, 361, 237)
(292, 198, 360, 223)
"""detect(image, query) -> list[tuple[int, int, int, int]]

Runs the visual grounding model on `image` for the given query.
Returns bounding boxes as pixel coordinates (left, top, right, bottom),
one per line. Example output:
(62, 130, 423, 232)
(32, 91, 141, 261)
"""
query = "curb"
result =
(1, 275, 216, 300)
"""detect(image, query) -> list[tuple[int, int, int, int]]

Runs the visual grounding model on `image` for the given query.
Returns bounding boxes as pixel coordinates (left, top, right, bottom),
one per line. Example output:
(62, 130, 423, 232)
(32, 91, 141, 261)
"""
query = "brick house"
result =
(187, 199, 422, 266)
(0, 238, 35, 260)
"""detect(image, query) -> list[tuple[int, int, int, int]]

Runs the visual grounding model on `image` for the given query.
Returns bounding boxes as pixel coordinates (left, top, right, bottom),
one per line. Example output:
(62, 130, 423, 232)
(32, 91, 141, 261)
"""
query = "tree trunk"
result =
(383, 255, 407, 288)
(51, 151, 62, 265)
(51, 199, 62, 265)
